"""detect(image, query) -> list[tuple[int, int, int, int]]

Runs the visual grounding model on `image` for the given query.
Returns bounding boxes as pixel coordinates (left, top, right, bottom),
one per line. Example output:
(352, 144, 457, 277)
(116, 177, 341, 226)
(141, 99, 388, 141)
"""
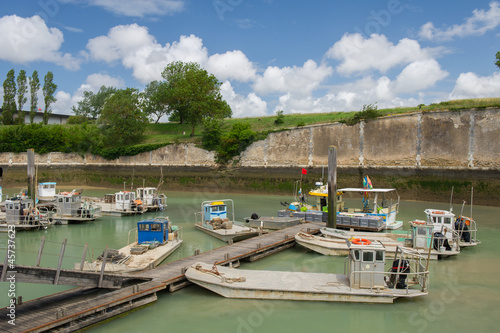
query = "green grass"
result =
(141, 98, 500, 146)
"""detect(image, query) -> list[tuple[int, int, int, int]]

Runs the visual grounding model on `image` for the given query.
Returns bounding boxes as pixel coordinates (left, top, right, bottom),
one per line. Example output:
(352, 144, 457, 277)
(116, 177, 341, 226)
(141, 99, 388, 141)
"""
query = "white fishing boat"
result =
(136, 187, 167, 212)
(424, 209, 480, 247)
(77, 217, 182, 273)
(194, 199, 264, 243)
(97, 191, 146, 216)
(37, 182, 57, 203)
(296, 221, 460, 260)
(49, 189, 102, 224)
(185, 241, 430, 303)
(0, 196, 52, 232)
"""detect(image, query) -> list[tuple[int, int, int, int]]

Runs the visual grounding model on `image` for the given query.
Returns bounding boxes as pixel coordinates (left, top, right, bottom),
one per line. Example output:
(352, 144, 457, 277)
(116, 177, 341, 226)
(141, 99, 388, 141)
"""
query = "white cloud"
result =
(419, 1, 500, 41)
(326, 33, 439, 75)
(394, 59, 449, 93)
(207, 50, 256, 82)
(450, 72, 500, 99)
(0, 15, 82, 70)
(253, 60, 333, 97)
(221, 81, 267, 118)
(60, 0, 184, 17)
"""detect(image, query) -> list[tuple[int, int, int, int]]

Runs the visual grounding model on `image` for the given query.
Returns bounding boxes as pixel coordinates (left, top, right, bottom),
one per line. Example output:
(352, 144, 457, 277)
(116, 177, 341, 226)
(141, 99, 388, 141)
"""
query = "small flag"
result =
(301, 168, 307, 175)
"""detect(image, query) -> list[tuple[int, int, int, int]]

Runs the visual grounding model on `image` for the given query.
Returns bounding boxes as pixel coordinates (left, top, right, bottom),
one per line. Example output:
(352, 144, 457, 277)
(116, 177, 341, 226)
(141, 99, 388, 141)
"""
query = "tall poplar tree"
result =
(16, 69, 28, 124)
(42, 71, 57, 125)
(2, 69, 16, 125)
(29, 70, 40, 124)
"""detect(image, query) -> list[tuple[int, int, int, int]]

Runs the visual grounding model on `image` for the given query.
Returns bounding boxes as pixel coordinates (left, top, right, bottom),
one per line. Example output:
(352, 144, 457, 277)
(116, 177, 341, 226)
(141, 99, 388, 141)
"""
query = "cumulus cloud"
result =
(326, 33, 440, 75)
(221, 81, 267, 118)
(87, 25, 260, 84)
(60, 0, 184, 17)
(394, 59, 448, 93)
(253, 60, 333, 97)
(419, 1, 500, 41)
(450, 72, 500, 99)
(0, 15, 82, 70)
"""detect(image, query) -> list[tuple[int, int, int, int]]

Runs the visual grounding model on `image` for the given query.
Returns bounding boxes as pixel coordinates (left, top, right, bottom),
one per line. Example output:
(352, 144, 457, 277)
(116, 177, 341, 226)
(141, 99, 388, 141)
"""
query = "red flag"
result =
(301, 168, 307, 175)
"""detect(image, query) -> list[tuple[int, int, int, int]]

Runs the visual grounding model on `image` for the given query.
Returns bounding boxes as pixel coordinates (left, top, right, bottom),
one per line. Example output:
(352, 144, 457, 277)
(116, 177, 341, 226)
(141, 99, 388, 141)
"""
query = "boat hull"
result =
(195, 223, 262, 242)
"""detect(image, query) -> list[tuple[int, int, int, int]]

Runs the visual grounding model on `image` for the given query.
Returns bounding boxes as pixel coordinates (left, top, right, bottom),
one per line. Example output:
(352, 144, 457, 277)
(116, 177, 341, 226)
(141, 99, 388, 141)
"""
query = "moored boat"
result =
(424, 208, 480, 247)
(185, 240, 430, 303)
(0, 196, 52, 232)
(96, 191, 146, 216)
(136, 187, 167, 212)
(77, 216, 182, 273)
(49, 189, 102, 224)
(195, 199, 264, 243)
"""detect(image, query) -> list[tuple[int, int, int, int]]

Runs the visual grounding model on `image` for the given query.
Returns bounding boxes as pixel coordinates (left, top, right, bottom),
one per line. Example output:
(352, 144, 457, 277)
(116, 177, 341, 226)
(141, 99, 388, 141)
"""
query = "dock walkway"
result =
(0, 222, 323, 332)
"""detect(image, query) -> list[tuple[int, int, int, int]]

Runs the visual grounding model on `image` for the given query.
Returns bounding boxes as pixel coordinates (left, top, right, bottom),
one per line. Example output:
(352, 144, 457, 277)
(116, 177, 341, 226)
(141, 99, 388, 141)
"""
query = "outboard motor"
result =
(390, 259, 410, 289)
(455, 218, 470, 242)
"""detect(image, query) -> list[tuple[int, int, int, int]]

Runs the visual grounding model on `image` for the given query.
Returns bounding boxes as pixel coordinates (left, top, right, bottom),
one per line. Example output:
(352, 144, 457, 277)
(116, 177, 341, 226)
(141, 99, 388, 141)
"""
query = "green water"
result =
(0, 189, 499, 333)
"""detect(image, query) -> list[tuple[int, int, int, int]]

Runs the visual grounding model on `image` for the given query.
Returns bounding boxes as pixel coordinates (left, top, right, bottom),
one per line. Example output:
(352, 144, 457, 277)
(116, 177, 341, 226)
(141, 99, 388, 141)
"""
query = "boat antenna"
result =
(460, 200, 466, 216)
(470, 187, 474, 219)
(449, 186, 454, 213)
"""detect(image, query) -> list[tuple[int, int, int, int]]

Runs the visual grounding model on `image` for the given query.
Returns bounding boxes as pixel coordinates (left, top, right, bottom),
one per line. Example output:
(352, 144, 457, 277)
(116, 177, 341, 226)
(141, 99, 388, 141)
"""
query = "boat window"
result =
(151, 223, 162, 231)
(124, 193, 130, 200)
(139, 224, 150, 231)
(65, 198, 70, 203)
(444, 217, 452, 224)
(376, 250, 384, 261)
(211, 206, 219, 212)
(362, 251, 374, 262)
(7, 204, 13, 210)
(417, 227, 427, 235)
(58, 198, 64, 203)
(353, 250, 360, 261)
(219, 205, 226, 211)
(15, 204, 20, 210)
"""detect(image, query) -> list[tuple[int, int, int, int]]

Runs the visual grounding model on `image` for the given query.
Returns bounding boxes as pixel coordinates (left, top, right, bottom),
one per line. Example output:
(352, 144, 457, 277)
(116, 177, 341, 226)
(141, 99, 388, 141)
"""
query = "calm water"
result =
(0, 188, 499, 333)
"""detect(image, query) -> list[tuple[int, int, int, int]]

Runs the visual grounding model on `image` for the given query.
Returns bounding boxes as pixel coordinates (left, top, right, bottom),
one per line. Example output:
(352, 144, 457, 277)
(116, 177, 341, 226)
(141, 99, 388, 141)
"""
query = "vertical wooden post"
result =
(54, 239, 67, 285)
(327, 146, 337, 228)
(79, 243, 88, 271)
(98, 246, 109, 288)
(36, 236, 46, 267)
(27, 149, 36, 200)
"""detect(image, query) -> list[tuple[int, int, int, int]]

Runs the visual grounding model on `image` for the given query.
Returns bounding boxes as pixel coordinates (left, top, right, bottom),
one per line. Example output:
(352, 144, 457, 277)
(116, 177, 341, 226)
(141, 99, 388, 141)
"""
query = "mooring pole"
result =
(327, 146, 337, 228)
(27, 149, 35, 199)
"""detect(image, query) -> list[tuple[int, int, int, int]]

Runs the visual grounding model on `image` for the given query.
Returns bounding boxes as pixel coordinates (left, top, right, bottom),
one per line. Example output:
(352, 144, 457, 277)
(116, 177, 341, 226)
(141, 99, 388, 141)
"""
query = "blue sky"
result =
(1, 0, 499, 118)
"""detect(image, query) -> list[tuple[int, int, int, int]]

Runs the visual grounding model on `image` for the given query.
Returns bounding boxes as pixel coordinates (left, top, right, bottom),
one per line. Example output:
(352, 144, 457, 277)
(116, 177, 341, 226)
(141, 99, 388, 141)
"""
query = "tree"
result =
(29, 70, 40, 124)
(217, 122, 256, 163)
(496, 51, 500, 69)
(161, 61, 232, 136)
(141, 80, 171, 123)
(16, 70, 28, 124)
(72, 85, 117, 120)
(2, 69, 16, 125)
(42, 71, 57, 125)
(99, 88, 149, 146)
(201, 117, 224, 150)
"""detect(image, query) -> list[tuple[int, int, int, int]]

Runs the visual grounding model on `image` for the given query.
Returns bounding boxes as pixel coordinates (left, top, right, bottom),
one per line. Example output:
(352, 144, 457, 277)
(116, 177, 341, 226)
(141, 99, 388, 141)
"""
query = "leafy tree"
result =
(161, 61, 232, 136)
(274, 110, 285, 125)
(496, 51, 500, 69)
(141, 80, 170, 123)
(72, 85, 117, 119)
(99, 88, 149, 146)
(217, 122, 256, 163)
(2, 69, 16, 125)
(29, 70, 40, 124)
(201, 117, 224, 150)
(42, 71, 57, 125)
(16, 69, 28, 124)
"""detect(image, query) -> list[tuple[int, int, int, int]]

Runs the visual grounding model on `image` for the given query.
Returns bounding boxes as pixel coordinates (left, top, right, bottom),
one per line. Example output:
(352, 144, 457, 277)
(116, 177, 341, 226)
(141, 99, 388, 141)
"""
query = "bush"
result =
(274, 110, 285, 125)
(201, 118, 224, 151)
(340, 103, 380, 126)
(217, 122, 256, 163)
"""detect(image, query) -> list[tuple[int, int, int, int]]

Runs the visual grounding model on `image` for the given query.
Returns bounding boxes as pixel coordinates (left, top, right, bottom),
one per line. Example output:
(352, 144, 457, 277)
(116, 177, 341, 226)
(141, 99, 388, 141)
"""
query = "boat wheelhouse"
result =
(195, 199, 263, 243)
(185, 240, 430, 303)
(37, 182, 57, 202)
(51, 189, 102, 224)
(77, 217, 182, 273)
(136, 187, 167, 211)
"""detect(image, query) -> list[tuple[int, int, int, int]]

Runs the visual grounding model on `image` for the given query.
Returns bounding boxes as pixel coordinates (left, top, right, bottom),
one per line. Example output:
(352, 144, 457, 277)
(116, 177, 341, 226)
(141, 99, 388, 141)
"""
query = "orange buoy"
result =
(352, 238, 371, 245)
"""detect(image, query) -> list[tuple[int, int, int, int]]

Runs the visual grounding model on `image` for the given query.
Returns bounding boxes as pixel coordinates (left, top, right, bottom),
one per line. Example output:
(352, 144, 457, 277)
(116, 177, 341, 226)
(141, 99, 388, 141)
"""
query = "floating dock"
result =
(0, 222, 323, 332)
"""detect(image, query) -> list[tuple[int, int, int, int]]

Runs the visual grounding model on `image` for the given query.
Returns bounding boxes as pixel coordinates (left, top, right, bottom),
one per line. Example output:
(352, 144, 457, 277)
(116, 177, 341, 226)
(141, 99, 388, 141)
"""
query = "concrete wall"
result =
(1, 109, 499, 171)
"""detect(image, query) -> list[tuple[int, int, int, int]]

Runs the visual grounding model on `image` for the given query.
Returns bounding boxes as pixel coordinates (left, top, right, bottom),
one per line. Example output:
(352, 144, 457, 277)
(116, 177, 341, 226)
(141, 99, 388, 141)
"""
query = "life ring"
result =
(412, 220, 426, 225)
(352, 238, 371, 245)
(432, 211, 444, 214)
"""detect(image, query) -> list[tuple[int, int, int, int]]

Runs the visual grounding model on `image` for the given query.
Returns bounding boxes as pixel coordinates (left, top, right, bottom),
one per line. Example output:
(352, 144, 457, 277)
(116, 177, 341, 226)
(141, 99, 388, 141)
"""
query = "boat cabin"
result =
(307, 182, 345, 212)
(203, 201, 227, 222)
(38, 182, 57, 201)
(115, 191, 140, 211)
(137, 218, 170, 245)
(424, 209, 455, 238)
(348, 241, 386, 289)
(409, 221, 434, 249)
(136, 187, 166, 209)
(55, 190, 84, 217)
(5, 197, 35, 224)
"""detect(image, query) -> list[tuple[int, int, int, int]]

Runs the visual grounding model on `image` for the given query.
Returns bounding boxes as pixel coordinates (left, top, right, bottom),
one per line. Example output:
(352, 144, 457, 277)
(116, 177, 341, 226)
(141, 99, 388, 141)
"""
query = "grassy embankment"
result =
(142, 98, 500, 146)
